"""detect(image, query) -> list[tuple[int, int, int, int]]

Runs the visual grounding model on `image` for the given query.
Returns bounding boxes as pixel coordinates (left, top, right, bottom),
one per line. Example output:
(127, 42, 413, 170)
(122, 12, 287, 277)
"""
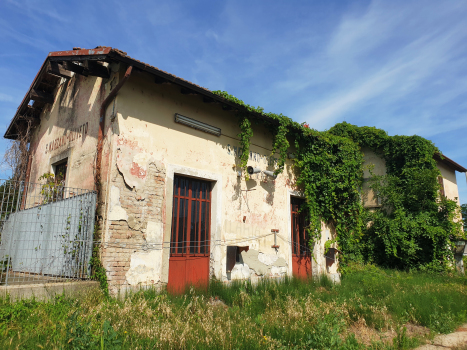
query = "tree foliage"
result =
(213, 91, 463, 272)
(461, 204, 467, 231)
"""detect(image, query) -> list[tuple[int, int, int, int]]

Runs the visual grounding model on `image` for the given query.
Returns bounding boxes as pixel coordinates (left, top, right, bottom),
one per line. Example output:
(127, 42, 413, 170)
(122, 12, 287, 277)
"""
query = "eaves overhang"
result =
(5, 46, 278, 140)
(434, 153, 467, 173)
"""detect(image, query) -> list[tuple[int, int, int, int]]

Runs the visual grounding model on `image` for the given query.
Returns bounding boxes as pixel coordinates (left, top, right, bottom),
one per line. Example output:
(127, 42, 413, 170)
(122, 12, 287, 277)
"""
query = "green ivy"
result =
(294, 128, 365, 260)
(90, 222, 109, 296)
(238, 116, 253, 179)
(271, 118, 290, 175)
(329, 122, 463, 271)
(212, 92, 463, 272)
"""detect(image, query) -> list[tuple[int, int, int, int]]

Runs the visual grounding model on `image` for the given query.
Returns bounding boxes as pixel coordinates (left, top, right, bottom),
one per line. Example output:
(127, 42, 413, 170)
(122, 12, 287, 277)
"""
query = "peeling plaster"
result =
(258, 252, 278, 266)
(108, 186, 128, 221)
(146, 221, 163, 243)
(126, 250, 162, 285)
(116, 143, 164, 197)
(240, 249, 288, 277)
(230, 263, 251, 279)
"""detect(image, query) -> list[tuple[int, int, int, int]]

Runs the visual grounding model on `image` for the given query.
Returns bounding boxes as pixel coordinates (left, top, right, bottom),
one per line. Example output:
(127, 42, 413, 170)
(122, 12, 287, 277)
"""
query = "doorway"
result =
(291, 197, 311, 278)
(167, 175, 211, 293)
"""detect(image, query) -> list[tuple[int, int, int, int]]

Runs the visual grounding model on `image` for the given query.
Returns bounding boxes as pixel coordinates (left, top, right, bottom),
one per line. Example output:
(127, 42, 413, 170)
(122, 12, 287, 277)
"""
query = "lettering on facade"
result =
(226, 144, 278, 166)
(45, 122, 89, 154)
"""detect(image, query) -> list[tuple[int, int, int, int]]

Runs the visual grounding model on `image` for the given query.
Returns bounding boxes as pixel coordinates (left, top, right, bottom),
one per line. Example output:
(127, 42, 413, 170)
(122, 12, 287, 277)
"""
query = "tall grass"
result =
(0, 266, 466, 349)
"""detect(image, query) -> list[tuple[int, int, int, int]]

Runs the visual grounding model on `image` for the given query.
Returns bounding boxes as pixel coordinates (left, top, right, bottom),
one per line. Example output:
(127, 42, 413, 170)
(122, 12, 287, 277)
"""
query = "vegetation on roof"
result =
(213, 90, 464, 272)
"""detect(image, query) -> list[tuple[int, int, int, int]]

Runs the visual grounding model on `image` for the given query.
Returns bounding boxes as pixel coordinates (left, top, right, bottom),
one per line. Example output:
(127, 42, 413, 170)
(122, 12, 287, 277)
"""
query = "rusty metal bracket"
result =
(271, 229, 280, 249)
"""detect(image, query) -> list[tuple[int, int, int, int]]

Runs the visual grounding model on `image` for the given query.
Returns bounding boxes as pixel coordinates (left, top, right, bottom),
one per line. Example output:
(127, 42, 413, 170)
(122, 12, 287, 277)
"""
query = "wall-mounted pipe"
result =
(95, 65, 133, 192)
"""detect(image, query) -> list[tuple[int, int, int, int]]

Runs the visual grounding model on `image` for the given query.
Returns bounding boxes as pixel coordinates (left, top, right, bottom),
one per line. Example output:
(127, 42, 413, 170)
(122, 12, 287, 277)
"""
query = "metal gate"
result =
(291, 197, 311, 278)
(0, 180, 96, 286)
(168, 176, 211, 293)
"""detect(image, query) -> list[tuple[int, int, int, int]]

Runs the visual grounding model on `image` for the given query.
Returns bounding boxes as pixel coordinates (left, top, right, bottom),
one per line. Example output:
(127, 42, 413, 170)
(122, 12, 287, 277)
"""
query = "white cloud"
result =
(272, 0, 467, 137)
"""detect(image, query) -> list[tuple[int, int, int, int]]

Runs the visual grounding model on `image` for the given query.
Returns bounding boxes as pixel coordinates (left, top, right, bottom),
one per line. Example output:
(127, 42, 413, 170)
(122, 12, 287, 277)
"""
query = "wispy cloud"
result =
(272, 0, 467, 136)
(0, 0, 466, 200)
(5, 0, 68, 23)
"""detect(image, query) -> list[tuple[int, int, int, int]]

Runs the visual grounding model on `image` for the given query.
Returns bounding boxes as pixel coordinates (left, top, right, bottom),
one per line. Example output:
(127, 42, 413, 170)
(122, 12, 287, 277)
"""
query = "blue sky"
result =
(1, 0, 466, 202)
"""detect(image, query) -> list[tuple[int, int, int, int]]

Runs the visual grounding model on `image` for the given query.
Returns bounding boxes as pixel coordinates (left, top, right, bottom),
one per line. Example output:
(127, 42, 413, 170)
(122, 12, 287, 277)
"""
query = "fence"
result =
(0, 180, 96, 286)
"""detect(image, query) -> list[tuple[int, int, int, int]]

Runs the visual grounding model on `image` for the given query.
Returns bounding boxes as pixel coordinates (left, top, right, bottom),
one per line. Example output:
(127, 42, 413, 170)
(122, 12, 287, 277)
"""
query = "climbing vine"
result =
(271, 118, 290, 175)
(294, 128, 365, 261)
(238, 117, 253, 178)
(213, 92, 463, 272)
(329, 122, 464, 271)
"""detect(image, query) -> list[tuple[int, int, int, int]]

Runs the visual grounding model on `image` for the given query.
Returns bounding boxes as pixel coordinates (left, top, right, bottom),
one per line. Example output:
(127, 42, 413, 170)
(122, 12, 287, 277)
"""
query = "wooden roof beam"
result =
(47, 61, 72, 79)
(29, 89, 54, 104)
(180, 87, 198, 95)
(60, 60, 109, 79)
(84, 60, 110, 79)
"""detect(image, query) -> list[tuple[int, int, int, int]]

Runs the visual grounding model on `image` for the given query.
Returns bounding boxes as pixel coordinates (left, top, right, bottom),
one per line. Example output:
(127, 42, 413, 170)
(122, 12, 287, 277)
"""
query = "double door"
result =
(167, 176, 211, 293)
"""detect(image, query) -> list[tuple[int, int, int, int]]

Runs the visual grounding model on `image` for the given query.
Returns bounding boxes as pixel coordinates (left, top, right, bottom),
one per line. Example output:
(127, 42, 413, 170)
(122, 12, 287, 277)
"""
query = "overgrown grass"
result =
(1, 266, 466, 349)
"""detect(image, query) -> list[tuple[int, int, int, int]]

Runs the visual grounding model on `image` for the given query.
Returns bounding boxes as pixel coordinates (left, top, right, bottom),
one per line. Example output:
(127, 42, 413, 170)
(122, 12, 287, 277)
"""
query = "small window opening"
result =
(226, 246, 249, 272)
(54, 159, 67, 186)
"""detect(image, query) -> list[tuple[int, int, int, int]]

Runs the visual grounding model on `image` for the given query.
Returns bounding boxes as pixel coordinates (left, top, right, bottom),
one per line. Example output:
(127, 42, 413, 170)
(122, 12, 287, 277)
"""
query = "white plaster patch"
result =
(258, 252, 279, 266)
(271, 266, 288, 275)
(274, 257, 287, 267)
(126, 250, 162, 285)
(108, 185, 128, 221)
(329, 273, 341, 284)
(230, 263, 251, 279)
(241, 249, 270, 276)
(116, 147, 154, 191)
(146, 221, 163, 243)
(133, 152, 151, 171)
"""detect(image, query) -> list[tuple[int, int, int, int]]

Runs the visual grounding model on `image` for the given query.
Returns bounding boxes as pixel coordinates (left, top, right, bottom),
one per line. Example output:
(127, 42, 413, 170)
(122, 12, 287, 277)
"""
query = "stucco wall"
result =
(26, 64, 464, 293)
(362, 148, 461, 205)
(28, 73, 105, 190)
(437, 160, 461, 204)
(100, 69, 336, 292)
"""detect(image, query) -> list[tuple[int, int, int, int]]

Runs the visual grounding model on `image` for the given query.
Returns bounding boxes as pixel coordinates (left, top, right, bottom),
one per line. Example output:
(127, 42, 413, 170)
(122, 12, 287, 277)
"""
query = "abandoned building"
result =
(2, 47, 466, 293)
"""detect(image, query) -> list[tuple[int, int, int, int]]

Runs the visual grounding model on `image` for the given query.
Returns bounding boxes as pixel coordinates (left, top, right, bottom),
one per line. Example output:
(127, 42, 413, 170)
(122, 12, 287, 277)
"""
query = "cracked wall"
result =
(100, 68, 341, 292)
(102, 138, 166, 293)
(28, 72, 107, 190)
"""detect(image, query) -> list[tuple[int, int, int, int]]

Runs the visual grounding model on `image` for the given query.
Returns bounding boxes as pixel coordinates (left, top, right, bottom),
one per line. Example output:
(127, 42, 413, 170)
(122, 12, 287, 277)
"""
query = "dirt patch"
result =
(348, 319, 430, 346)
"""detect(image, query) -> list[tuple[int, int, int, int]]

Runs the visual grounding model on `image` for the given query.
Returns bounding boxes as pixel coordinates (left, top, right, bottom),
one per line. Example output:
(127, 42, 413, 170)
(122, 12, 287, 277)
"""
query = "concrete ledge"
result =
(0, 281, 100, 302)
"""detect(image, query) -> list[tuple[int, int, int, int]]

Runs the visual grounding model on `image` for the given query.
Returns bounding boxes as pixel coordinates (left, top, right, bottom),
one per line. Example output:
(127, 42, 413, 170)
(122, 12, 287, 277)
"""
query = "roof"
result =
(5, 46, 467, 174)
(434, 153, 467, 173)
(4, 46, 277, 140)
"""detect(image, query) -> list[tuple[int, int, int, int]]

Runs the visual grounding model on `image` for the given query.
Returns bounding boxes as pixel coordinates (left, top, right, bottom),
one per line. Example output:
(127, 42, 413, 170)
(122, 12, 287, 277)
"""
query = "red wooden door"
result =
(168, 176, 211, 294)
(291, 197, 311, 278)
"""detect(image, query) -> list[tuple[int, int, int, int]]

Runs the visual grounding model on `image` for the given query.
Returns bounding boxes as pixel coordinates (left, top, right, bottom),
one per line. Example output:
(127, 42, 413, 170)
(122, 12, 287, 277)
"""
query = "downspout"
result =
(95, 65, 133, 193)
(20, 154, 32, 210)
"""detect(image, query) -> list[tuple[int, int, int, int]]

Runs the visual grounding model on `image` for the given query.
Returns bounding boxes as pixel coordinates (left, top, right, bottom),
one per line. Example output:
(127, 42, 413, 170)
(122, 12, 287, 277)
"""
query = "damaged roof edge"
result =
(4, 46, 278, 140)
(4, 57, 49, 140)
(4, 47, 114, 140)
(106, 50, 279, 124)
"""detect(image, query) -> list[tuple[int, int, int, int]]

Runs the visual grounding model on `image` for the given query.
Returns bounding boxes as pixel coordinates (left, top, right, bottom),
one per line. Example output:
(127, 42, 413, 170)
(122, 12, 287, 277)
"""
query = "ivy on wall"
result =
(213, 91, 464, 272)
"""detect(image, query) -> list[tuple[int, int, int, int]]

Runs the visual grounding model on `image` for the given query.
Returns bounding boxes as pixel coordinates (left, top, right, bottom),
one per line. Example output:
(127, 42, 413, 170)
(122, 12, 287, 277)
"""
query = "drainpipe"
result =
(20, 154, 32, 210)
(95, 65, 133, 193)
